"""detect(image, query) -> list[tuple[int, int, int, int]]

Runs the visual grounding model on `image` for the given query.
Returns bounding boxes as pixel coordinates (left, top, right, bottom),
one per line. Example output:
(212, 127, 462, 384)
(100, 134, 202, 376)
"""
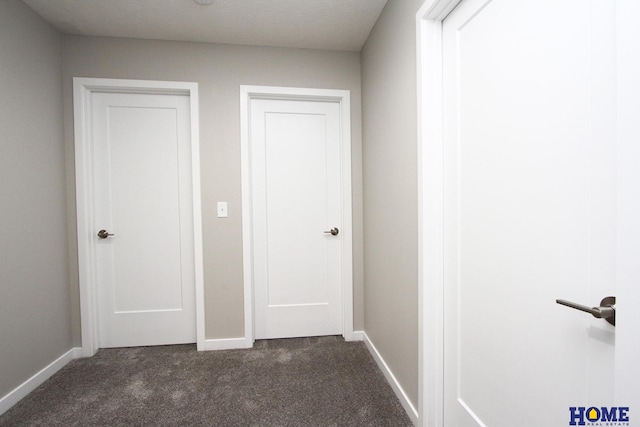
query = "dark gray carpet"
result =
(0, 336, 413, 426)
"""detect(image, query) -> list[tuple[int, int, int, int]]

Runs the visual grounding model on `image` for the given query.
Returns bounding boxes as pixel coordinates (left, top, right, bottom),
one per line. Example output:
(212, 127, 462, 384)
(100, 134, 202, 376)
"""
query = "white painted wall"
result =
(0, 0, 71, 398)
(361, 0, 426, 408)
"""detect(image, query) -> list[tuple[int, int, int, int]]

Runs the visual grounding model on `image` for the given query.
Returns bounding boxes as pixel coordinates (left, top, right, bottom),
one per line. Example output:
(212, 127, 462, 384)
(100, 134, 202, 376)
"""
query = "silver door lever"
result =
(555, 296, 615, 326)
(97, 229, 114, 239)
(324, 227, 339, 236)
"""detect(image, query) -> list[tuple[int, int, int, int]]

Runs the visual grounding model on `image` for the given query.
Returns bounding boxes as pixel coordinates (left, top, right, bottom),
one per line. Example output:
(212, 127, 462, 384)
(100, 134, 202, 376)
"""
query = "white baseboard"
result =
(0, 347, 82, 417)
(362, 332, 419, 426)
(204, 333, 363, 350)
(202, 337, 253, 351)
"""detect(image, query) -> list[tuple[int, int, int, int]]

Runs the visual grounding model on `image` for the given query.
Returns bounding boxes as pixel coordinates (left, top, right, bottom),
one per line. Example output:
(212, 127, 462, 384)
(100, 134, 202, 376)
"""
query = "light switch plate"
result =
(217, 202, 228, 218)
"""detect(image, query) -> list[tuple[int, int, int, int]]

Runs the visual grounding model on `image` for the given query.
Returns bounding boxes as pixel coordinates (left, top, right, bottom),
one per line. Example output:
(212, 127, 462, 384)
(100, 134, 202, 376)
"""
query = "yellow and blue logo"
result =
(569, 406, 630, 425)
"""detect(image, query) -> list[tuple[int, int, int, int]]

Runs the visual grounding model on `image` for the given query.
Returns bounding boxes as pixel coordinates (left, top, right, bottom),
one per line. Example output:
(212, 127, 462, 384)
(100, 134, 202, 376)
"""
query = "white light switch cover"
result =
(217, 202, 228, 218)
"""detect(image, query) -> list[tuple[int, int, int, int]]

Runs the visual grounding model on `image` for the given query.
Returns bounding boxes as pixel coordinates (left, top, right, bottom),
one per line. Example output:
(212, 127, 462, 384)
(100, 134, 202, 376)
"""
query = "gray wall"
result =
(0, 0, 71, 398)
(361, 0, 424, 408)
(61, 36, 364, 342)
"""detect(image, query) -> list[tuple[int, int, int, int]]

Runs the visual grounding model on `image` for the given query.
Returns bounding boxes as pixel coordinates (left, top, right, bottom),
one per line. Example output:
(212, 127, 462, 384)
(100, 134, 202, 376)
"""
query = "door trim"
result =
(416, 1, 463, 426)
(73, 78, 205, 356)
(240, 85, 353, 346)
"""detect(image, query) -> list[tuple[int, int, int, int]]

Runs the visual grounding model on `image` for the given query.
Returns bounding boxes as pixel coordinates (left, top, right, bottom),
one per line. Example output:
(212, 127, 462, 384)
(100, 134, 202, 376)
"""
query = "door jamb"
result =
(73, 77, 205, 356)
(613, 0, 639, 409)
(416, 1, 462, 426)
(239, 85, 354, 346)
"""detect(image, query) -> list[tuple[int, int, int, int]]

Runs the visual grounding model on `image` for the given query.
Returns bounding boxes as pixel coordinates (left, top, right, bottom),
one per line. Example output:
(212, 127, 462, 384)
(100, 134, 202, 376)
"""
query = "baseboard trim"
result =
(362, 332, 419, 426)
(202, 337, 253, 351)
(0, 347, 82, 416)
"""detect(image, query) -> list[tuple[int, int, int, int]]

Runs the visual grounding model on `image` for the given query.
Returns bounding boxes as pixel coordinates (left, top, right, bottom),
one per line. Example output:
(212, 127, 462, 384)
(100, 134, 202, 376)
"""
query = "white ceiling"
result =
(22, 0, 388, 52)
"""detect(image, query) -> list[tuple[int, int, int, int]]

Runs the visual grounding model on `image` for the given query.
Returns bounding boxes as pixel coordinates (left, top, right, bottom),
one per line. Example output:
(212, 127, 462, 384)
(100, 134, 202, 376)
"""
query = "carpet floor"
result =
(0, 336, 413, 426)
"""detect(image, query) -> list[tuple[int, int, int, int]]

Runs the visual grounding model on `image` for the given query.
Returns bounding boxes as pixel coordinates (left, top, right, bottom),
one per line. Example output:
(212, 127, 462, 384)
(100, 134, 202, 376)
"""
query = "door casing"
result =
(416, 0, 640, 425)
(73, 77, 205, 356)
(240, 86, 354, 346)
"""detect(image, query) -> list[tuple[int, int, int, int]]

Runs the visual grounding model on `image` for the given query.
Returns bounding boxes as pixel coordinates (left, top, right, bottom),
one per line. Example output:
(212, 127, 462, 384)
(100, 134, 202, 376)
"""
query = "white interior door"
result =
(442, 0, 627, 425)
(92, 91, 196, 348)
(250, 98, 343, 339)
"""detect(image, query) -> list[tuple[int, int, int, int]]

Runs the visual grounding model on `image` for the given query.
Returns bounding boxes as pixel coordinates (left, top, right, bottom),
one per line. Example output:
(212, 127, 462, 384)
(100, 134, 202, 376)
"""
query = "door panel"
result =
(266, 112, 329, 306)
(92, 92, 196, 348)
(443, 0, 616, 425)
(251, 99, 342, 339)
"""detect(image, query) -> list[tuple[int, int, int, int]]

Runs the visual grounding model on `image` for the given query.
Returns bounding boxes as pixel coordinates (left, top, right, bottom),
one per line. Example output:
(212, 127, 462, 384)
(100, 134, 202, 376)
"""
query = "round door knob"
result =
(97, 229, 114, 239)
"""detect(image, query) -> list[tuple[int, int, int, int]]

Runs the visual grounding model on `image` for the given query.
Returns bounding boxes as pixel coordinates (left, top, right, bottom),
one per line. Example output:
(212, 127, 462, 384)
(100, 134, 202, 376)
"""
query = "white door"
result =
(250, 98, 343, 339)
(442, 0, 628, 425)
(92, 91, 196, 348)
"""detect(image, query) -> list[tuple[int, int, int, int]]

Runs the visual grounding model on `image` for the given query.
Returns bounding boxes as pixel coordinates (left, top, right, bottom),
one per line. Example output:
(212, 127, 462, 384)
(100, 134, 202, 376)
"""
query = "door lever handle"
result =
(323, 227, 339, 236)
(97, 229, 114, 239)
(555, 296, 615, 326)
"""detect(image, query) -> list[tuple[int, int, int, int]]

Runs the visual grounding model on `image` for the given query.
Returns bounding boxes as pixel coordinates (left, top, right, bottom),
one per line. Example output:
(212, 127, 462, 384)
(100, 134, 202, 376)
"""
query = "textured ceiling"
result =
(22, 0, 388, 52)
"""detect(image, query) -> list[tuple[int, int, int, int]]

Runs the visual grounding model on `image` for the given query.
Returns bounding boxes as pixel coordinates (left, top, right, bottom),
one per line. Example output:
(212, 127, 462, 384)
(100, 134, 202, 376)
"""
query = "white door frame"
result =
(416, 0, 640, 425)
(416, 2, 461, 424)
(73, 78, 205, 357)
(240, 85, 354, 346)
